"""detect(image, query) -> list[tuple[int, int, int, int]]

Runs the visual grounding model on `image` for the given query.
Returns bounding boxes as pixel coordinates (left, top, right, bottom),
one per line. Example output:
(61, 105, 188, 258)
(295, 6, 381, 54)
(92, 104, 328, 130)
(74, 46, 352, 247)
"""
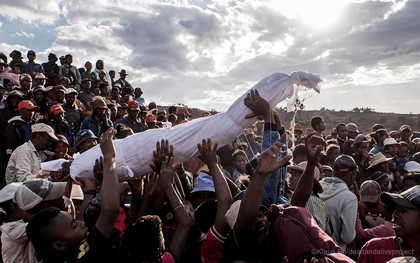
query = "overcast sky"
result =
(1, 0, 419, 113)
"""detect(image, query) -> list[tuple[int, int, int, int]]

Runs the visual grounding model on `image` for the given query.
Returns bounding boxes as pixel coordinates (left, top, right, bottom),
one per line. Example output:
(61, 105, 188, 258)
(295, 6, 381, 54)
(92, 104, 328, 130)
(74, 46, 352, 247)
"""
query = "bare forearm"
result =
(101, 157, 120, 216)
(236, 172, 265, 230)
(291, 162, 316, 207)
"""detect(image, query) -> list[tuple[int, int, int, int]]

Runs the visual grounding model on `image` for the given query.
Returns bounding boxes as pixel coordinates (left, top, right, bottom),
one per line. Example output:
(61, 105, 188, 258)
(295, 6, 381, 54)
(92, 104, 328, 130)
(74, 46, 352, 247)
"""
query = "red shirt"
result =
(357, 236, 402, 263)
(201, 226, 226, 263)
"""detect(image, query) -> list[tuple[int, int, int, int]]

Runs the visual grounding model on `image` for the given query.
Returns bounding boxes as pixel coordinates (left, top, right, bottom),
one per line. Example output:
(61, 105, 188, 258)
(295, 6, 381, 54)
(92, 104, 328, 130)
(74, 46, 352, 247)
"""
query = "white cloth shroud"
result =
(69, 71, 321, 180)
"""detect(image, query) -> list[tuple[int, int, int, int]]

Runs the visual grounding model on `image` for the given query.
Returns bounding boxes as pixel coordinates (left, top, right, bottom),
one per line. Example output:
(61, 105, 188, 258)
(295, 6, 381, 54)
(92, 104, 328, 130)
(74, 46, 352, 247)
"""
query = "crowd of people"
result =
(0, 50, 420, 263)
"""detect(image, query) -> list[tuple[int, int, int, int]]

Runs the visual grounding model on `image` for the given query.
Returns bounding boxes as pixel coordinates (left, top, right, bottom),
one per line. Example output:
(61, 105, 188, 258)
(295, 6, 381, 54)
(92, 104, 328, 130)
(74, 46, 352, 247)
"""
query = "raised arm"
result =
(198, 138, 232, 236)
(95, 128, 120, 238)
(160, 153, 194, 261)
(291, 133, 324, 207)
(236, 143, 292, 230)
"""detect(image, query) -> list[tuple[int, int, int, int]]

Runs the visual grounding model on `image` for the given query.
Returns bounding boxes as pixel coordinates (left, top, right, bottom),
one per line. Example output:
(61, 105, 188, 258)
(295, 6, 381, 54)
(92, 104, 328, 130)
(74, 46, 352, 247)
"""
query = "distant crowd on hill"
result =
(1, 49, 420, 263)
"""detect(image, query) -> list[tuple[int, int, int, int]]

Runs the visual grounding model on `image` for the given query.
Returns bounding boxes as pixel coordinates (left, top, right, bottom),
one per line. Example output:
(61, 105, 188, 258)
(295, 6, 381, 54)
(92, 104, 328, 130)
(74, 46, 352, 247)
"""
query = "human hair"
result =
(232, 149, 247, 162)
(123, 215, 164, 262)
(115, 124, 134, 139)
(335, 123, 346, 131)
(168, 106, 177, 114)
(292, 144, 306, 162)
(310, 116, 323, 130)
(167, 113, 177, 123)
(373, 129, 388, 144)
(326, 144, 340, 159)
(26, 207, 61, 261)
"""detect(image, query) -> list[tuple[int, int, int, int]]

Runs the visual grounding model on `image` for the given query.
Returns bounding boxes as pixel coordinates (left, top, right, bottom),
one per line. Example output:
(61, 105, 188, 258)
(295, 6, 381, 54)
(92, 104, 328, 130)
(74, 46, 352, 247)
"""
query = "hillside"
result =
(185, 107, 420, 134)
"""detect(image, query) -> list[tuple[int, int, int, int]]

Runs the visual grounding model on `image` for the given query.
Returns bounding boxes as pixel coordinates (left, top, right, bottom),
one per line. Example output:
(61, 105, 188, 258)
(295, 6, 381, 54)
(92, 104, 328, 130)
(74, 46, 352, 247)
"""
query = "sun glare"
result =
(278, 0, 347, 29)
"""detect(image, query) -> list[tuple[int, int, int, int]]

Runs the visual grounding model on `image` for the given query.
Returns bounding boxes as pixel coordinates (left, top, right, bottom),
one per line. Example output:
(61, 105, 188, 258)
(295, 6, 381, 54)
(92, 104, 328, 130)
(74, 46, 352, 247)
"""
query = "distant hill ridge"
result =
(173, 106, 420, 134)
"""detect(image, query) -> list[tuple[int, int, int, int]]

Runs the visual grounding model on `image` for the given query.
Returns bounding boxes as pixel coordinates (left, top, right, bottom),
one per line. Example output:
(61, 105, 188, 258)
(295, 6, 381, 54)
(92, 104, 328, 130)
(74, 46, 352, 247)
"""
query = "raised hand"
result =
(197, 139, 218, 166)
(150, 139, 174, 173)
(305, 132, 326, 165)
(99, 127, 117, 159)
(256, 142, 292, 175)
(160, 155, 176, 187)
(244, 90, 271, 119)
(143, 173, 159, 196)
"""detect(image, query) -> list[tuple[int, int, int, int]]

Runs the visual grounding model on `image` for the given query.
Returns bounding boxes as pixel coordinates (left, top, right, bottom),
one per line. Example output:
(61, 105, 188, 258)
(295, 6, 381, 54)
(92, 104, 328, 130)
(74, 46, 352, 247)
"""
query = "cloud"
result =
(12, 30, 35, 39)
(0, 0, 420, 114)
(0, 0, 61, 25)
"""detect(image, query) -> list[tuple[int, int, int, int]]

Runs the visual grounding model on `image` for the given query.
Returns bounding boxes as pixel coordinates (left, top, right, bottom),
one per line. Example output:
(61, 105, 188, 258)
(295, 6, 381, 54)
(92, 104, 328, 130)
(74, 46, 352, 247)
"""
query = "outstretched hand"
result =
(256, 142, 292, 175)
(305, 132, 326, 165)
(99, 127, 117, 158)
(150, 139, 174, 172)
(160, 155, 176, 187)
(244, 90, 271, 119)
(197, 139, 218, 166)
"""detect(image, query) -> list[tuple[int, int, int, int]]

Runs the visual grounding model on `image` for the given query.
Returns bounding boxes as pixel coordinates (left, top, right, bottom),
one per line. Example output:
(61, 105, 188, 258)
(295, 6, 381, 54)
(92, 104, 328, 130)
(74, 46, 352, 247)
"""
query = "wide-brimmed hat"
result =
(367, 152, 393, 170)
(119, 69, 128, 75)
(383, 137, 399, 147)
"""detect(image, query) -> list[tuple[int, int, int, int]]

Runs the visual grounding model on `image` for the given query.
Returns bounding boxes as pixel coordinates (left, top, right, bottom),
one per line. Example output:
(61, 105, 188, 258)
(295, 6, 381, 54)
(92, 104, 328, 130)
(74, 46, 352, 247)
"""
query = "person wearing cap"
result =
(78, 77, 95, 111)
(174, 107, 191, 125)
(355, 180, 395, 247)
(19, 73, 33, 98)
(5, 100, 39, 162)
(0, 179, 67, 263)
(319, 154, 359, 249)
(358, 180, 390, 228)
(370, 128, 389, 155)
(398, 125, 417, 159)
(0, 91, 25, 181)
(288, 160, 332, 235)
(74, 129, 98, 153)
(5, 123, 59, 184)
(357, 185, 420, 262)
(58, 54, 81, 85)
(134, 87, 145, 106)
(48, 104, 74, 147)
(145, 113, 158, 129)
(54, 85, 67, 104)
(80, 97, 113, 136)
(384, 137, 400, 157)
(22, 50, 45, 81)
(34, 72, 47, 86)
(31, 85, 49, 121)
(63, 87, 85, 133)
(9, 50, 24, 70)
(115, 69, 133, 91)
(118, 100, 145, 133)
(27, 128, 120, 262)
(346, 123, 360, 139)
(41, 53, 60, 87)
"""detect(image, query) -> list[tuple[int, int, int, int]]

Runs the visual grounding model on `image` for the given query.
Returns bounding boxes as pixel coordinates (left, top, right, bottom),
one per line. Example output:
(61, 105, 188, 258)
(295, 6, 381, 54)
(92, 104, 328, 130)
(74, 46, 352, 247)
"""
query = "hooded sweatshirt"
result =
(0, 220, 38, 263)
(319, 177, 357, 249)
